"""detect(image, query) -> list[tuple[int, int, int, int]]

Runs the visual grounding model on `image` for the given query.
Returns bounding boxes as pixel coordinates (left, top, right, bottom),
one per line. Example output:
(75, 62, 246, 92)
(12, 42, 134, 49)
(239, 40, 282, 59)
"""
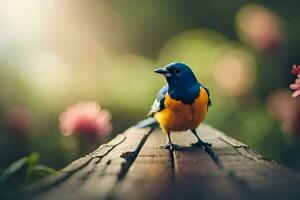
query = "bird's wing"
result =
(200, 84, 212, 109)
(147, 85, 168, 117)
(200, 83, 212, 110)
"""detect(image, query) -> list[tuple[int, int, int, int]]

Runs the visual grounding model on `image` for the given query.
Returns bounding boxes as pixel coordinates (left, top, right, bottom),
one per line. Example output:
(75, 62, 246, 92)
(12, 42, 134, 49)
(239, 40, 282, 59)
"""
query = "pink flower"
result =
(7, 107, 32, 134)
(268, 90, 300, 137)
(291, 64, 300, 75)
(236, 5, 284, 52)
(59, 101, 112, 141)
(290, 65, 300, 98)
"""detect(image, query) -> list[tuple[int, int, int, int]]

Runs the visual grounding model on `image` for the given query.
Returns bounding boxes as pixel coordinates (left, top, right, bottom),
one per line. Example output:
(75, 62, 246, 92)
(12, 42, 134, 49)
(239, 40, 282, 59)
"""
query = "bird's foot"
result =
(192, 141, 212, 150)
(161, 143, 181, 151)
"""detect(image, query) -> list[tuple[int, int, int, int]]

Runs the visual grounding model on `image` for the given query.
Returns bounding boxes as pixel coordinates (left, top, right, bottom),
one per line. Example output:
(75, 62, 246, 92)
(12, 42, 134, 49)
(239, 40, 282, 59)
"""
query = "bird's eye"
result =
(175, 69, 181, 74)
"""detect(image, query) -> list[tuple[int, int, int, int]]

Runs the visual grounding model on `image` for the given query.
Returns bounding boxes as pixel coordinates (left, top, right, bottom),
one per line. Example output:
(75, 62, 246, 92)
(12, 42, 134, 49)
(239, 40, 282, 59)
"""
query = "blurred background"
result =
(0, 0, 300, 195)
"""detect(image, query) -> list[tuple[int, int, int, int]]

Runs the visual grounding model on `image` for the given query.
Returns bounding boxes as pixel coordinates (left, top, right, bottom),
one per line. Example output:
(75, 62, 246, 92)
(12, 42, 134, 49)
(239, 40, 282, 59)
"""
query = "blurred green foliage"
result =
(0, 152, 56, 198)
(1, 1, 300, 197)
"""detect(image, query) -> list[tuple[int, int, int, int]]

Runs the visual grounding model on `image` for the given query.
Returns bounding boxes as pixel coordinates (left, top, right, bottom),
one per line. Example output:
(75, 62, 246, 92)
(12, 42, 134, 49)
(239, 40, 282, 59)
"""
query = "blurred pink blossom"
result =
(7, 107, 32, 134)
(290, 65, 300, 98)
(59, 101, 112, 141)
(268, 90, 300, 137)
(237, 5, 284, 52)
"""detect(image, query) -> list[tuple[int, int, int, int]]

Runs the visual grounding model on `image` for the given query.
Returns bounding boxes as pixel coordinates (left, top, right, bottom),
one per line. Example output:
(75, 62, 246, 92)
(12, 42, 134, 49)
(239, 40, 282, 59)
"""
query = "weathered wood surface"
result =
(24, 122, 300, 200)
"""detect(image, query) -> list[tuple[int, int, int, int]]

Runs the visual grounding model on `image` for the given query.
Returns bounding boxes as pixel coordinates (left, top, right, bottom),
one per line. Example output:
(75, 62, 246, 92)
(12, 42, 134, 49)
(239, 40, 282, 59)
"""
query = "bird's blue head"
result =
(154, 62, 198, 88)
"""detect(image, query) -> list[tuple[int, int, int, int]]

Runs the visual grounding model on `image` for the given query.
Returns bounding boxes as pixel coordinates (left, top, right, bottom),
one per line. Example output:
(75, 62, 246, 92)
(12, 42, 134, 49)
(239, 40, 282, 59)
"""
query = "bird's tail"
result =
(136, 117, 159, 129)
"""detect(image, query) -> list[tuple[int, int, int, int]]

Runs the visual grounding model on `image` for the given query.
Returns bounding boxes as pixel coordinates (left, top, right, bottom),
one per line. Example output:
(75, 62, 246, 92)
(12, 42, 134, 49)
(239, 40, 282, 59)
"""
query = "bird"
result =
(147, 62, 212, 151)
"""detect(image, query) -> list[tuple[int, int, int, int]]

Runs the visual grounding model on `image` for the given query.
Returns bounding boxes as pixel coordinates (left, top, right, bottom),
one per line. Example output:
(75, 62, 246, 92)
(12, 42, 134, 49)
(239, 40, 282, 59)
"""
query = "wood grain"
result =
(171, 130, 242, 200)
(196, 124, 300, 200)
(25, 127, 151, 200)
(111, 129, 174, 200)
(25, 122, 300, 200)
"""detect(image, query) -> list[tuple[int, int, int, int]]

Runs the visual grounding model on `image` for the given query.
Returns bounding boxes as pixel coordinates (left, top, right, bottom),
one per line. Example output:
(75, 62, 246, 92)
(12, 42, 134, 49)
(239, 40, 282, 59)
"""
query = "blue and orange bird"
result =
(148, 62, 212, 151)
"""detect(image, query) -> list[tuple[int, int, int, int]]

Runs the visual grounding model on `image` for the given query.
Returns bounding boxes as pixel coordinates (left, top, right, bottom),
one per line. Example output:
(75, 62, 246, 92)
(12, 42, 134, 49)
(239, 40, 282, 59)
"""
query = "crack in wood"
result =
(219, 137, 248, 148)
(193, 128, 253, 199)
(113, 125, 158, 182)
(198, 125, 300, 200)
(203, 146, 252, 199)
(117, 135, 148, 181)
(107, 128, 175, 200)
(77, 158, 101, 182)
(169, 149, 176, 184)
(209, 139, 266, 197)
(24, 156, 95, 198)
(119, 127, 154, 180)
(23, 133, 129, 199)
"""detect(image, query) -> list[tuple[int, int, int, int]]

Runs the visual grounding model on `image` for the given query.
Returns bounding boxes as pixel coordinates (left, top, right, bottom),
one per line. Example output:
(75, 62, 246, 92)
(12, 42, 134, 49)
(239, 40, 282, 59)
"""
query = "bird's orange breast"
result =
(154, 87, 209, 133)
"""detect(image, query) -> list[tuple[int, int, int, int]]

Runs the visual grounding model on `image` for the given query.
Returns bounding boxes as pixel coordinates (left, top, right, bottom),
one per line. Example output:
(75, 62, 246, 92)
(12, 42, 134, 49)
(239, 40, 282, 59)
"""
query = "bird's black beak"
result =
(153, 67, 171, 77)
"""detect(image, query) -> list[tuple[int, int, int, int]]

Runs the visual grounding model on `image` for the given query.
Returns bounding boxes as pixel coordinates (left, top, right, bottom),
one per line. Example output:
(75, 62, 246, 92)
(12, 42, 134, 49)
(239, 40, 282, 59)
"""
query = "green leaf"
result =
(0, 152, 56, 184)
(25, 152, 40, 183)
(27, 165, 57, 182)
(33, 165, 57, 175)
(0, 157, 28, 182)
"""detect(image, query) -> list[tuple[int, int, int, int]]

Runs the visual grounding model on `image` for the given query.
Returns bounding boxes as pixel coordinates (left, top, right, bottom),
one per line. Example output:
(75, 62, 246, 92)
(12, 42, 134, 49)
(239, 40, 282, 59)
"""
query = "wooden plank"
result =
(197, 124, 300, 199)
(25, 134, 127, 198)
(24, 121, 300, 200)
(111, 129, 175, 200)
(171, 130, 242, 200)
(26, 127, 151, 200)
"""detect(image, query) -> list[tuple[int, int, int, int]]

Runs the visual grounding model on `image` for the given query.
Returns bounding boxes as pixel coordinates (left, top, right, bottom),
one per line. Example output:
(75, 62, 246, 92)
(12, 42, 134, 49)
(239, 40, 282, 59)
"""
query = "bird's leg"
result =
(190, 129, 212, 150)
(161, 132, 180, 151)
